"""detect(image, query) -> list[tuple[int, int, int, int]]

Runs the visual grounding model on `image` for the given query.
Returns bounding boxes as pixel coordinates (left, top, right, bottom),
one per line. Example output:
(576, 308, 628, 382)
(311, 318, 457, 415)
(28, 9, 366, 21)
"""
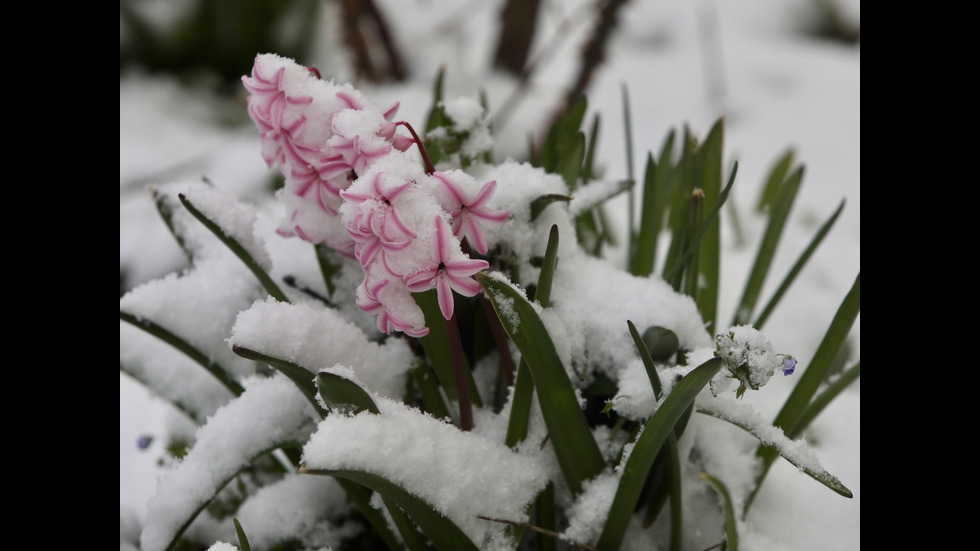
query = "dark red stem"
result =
(444, 311, 473, 431)
(396, 121, 436, 175)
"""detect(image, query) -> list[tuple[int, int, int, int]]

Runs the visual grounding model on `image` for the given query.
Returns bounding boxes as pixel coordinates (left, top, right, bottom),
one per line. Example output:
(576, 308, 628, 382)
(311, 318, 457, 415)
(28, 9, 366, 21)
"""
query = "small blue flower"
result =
(137, 435, 153, 450)
(781, 356, 796, 376)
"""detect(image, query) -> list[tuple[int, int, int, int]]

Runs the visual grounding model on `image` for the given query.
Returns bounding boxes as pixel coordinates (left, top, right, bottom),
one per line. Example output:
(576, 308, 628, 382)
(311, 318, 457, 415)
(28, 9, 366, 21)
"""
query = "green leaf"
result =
(382, 495, 437, 551)
(756, 149, 795, 213)
(316, 370, 380, 415)
(556, 131, 585, 191)
(505, 225, 559, 448)
(476, 272, 605, 494)
(696, 400, 852, 498)
(790, 361, 859, 440)
(631, 152, 660, 276)
(732, 165, 804, 326)
(151, 185, 196, 265)
(178, 193, 289, 303)
(410, 362, 451, 421)
(699, 472, 738, 551)
(120, 311, 244, 396)
(539, 96, 587, 173)
(424, 65, 447, 133)
(231, 345, 325, 418)
(596, 357, 723, 551)
(692, 118, 724, 334)
(753, 199, 845, 329)
(746, 273, 860, 512)
(663, 161, 737, 287)
(314, 243, 344, 299)
(335, 478, 406, 551)
(530, 194, 573, 221)
(233, 518, 251, 551)
(302, 468, 480, 551)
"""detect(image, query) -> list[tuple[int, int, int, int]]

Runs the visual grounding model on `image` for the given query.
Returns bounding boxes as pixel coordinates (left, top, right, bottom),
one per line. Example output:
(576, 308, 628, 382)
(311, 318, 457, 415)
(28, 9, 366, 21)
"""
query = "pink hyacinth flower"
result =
(405, 216, 489, 320)
(431, 172, 510, 255)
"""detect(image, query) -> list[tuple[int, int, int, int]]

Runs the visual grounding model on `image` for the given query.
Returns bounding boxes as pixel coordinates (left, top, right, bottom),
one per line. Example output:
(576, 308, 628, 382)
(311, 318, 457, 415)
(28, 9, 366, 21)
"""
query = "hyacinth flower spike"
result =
(405, 216, 489, 320)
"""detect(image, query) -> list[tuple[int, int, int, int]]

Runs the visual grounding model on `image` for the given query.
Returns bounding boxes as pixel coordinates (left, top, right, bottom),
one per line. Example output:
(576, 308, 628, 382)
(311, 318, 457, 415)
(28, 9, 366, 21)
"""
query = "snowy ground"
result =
(121, 0, 859, 549)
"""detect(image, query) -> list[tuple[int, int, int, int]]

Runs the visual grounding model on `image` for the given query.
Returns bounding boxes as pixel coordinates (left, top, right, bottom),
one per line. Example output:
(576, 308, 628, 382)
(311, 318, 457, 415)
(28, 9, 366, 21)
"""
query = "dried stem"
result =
(444, 310, 473, 431)
(477, 516, 600, 551)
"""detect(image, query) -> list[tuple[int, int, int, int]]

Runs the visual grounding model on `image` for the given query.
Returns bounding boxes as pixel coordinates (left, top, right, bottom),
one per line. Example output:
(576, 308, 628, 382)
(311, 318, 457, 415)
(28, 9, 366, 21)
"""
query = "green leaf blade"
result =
(476, 272, 605, 494)
(596, 357, 723, 551)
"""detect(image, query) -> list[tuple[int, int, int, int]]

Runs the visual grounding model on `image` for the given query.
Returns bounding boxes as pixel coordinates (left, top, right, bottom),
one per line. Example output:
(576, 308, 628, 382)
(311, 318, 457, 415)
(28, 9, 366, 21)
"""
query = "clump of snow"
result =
(181, 186, 272, 271)
(140, 375, 319, 551)
(229, 297, 415, 400)
(302, 393, 551, 550)
(442, 97, 494, 158)
(564, 470, 620, 545)
(120, 321, 233, 423)
(710, 325, 783, 397)
(233, 474, 358, 550)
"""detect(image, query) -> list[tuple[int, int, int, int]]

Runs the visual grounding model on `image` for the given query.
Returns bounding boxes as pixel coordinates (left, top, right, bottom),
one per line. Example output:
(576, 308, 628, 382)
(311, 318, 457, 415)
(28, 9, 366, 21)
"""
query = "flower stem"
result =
(444, 310, 473, 431)
(396, 121, 436, 174)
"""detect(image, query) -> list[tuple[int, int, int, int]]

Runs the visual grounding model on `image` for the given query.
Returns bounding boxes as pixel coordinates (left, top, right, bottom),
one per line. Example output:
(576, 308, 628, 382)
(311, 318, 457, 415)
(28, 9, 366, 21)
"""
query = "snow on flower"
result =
(710, 325, 786, 398)
(404, 215, 490, 320)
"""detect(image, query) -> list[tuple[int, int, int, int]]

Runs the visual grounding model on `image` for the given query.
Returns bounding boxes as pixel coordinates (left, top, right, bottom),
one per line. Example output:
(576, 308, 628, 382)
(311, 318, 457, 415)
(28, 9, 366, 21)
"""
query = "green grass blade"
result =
(410, 362, 451, 421)
(746, 273, 860, 512)
(382, 495, 437, 551)
(505, 225, 559, 448)
(316, 370, 380, 415)
(627, 320, 664, 397)
(692, 118, 724, 334)
(595, 357, 723, 551)
(504, 362, 534, 448)
(663, 162, 737, 286)
(732, 165, 804, 326)
(699, 472, 738, 551)
(336, 478, 406, 551)
(540, 96, 587, 173)
(536, 482, 556, 551)
(178, 193, 289, 303)
(314, 243, 343, 299)
(120, 310, 244, 396)
(476, 272, 605, 494)
(755, 149, 795, 213)
(233, 518, 251, 551)
(696, 401, 852, 498)
(231, 345, 325, 418)
(630, 153, 660, 276)
(753, 199, 845, 329)
(583, 113, 601, 179)
(789, 362, 860, 440)
(556, 131, 585, 191)
(627, 319, 684, 539)
(622, 83, 636, 267)
(302, 468, 480, 551)
(774, 272, 860, 435)
(150, 185, 195, 265)
(665, 435, 683, 551)
(530, 194, 573, 221)
(424, 65, 447, 133)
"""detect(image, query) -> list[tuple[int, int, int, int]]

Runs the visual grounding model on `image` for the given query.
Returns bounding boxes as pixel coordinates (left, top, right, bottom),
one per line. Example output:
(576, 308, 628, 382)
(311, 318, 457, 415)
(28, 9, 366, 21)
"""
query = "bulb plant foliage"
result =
(120, 53, 859, 551)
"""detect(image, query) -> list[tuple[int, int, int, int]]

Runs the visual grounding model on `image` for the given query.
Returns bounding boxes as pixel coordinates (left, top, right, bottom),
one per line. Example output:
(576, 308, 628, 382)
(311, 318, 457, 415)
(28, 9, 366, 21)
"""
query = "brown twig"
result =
(338, 0, 406, 82)
(556, 0, 632, 121)
(477, 516, 601, 551)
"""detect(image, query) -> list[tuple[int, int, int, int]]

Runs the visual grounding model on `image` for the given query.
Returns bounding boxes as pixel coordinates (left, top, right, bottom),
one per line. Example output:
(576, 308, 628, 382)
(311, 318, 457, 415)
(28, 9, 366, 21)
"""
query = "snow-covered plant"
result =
(120, 53, 860, 551)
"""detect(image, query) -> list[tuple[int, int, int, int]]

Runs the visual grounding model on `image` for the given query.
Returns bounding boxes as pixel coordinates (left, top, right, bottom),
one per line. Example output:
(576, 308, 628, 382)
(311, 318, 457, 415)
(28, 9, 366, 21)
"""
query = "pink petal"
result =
(436, 275, 455, 320)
